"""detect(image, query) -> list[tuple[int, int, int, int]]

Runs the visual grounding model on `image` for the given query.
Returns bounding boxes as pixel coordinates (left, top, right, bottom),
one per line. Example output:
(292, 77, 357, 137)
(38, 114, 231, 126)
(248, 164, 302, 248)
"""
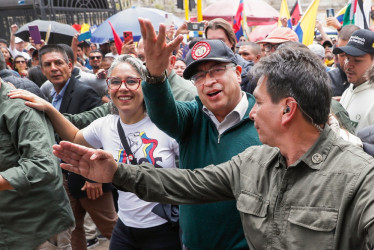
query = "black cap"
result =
(333, 29, 374, 56)
(183, 40, 238, 79)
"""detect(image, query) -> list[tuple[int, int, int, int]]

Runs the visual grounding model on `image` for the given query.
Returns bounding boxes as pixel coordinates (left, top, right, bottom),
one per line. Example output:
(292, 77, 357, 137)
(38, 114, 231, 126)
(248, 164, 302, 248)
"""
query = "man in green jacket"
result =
(0, 80, 74, 249)
(140, 19, 261, 249)
(55, 44, 374, 250)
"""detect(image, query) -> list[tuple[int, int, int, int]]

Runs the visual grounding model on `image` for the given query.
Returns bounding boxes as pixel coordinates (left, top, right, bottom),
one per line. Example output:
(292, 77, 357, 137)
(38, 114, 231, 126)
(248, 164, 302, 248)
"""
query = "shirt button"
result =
(312, 153, 323, 164)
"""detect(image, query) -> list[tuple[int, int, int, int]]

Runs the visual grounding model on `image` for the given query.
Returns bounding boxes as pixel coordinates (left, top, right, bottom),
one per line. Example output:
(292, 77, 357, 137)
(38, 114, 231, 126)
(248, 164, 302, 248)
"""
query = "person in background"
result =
(173, 58, 186, 77)
(257, 27, 299, 57)
(308, 43, 332, 72)
(9, 24, 30, 60)
(1, 46, 14, 70)
(0, 38, 8, 48)
(328, 24, 360, 97)
(13, 55, 28, 78)
(238, 42, 262, 64)
(88, 50, 103, 74)
(0, 51, 46, 99)
(106, 40, 119, 59)
(204, 18, 254, 93)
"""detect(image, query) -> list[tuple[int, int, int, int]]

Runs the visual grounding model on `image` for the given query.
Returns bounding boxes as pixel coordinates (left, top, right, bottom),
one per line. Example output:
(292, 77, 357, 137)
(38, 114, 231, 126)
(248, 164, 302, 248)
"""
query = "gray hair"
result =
(107, 54, 147, 115)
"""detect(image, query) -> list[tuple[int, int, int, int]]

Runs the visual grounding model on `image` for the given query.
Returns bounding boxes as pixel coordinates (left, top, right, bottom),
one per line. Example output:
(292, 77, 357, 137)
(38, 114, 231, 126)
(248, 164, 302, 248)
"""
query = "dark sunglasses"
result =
(15, 60, 26, 64)
(90, 56, 102, 60)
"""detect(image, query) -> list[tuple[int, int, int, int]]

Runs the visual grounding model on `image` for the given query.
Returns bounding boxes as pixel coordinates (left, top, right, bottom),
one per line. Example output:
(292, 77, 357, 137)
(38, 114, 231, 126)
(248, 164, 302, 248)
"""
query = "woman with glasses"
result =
(13, 55, 29, 77)
(1, 47, 14, 70)
(8, 55, 181, 250)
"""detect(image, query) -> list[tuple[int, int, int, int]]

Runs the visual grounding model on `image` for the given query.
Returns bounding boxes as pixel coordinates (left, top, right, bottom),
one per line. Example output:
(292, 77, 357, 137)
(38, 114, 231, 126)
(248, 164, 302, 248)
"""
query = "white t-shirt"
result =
(82, 114, 179, 228)
(340, 81, 374, 133)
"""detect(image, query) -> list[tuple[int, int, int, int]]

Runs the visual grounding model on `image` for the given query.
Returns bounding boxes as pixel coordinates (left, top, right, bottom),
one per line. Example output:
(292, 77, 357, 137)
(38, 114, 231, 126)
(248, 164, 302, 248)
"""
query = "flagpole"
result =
(184, 0, 189, 21)
(197, 0, 203, 36)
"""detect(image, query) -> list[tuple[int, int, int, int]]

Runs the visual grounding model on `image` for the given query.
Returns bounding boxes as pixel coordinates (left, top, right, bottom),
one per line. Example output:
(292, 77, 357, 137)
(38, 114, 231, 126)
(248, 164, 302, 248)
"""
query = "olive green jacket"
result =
(112, 126, 374, 250)
(0, 82, 74, 249)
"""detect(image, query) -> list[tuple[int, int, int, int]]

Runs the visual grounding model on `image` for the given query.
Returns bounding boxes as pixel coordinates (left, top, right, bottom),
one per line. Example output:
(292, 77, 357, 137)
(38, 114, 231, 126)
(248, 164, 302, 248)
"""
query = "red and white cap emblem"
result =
(191, 41, 211, 60)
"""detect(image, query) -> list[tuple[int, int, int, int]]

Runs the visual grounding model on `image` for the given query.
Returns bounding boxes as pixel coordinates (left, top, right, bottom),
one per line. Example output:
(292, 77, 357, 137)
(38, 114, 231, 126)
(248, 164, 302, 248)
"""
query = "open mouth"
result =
(207, 90, 221, 97)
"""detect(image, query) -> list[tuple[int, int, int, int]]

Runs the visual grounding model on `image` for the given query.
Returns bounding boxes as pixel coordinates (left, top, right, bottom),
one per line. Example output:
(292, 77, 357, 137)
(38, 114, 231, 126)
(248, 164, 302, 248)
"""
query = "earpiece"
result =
(283, 106, 290, 114)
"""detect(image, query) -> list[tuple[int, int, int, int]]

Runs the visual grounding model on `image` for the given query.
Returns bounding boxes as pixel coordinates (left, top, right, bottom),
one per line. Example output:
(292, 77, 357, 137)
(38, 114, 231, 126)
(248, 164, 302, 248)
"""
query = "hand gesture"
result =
(10, 24, 18, 34)
(29, 37, 45, 50)
(326, 17, 342, 30)
(138, 17, 184, 76)
(121, 40, 136, 55)
(82, 181, 103, 200)
(53, 141, 118, 183)
(8, 89, 53, 111)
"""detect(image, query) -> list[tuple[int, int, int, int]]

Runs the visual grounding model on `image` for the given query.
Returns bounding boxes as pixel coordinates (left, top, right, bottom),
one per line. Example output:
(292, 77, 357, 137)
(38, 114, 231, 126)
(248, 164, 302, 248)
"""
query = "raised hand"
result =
(138, 17, 184, 76)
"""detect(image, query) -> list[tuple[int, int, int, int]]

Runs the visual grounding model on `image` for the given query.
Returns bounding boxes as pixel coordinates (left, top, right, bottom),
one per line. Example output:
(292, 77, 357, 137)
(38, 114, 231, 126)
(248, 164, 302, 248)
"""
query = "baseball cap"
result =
(333, 29, 374, 56)
(308, 44, 325, 59)
(183, 40, 238, 79)
(15, 37, 24, 43)
(257, 27, 299, 44)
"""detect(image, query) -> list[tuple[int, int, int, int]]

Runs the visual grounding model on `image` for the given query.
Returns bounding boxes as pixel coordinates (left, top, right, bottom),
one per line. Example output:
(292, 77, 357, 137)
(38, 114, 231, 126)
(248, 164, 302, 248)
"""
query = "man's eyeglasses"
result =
(191, 64, 236, 87)
(106, 77, 142, 91)
(263, 43, 280, 52)
(15, 60, 26, 64)
(90, 56, 102, 60)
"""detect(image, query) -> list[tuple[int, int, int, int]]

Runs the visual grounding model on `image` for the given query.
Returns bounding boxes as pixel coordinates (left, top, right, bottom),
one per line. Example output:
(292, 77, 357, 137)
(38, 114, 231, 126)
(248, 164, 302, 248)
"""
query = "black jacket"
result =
(57, 76, 112, 198)
(0, 69, 47, 100)
(328, 67, 349, 97)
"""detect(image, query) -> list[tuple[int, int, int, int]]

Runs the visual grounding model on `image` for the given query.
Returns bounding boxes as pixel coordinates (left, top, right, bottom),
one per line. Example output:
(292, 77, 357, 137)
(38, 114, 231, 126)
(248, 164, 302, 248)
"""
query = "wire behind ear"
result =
(283, 106, 290, 114)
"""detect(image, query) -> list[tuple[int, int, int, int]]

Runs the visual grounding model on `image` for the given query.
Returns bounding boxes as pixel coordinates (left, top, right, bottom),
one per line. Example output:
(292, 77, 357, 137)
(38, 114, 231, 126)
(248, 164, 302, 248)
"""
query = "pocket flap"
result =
(288, 206, 338, 232)
(237, 191, 269, 217)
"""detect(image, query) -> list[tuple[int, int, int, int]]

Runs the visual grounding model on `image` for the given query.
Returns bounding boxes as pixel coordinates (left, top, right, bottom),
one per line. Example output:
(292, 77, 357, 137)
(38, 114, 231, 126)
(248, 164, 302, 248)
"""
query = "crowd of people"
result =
(1, 12, 374, 250)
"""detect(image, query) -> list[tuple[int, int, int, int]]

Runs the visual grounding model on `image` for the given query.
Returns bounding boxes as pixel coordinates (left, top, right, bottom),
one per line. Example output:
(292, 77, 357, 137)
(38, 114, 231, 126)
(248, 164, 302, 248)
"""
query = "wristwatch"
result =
(145, 68, 167, 84)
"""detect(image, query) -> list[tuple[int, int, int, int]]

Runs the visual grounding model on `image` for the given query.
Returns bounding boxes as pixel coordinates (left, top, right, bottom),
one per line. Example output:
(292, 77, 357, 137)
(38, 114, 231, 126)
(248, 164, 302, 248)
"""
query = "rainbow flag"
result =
(294, 0, 320, 46)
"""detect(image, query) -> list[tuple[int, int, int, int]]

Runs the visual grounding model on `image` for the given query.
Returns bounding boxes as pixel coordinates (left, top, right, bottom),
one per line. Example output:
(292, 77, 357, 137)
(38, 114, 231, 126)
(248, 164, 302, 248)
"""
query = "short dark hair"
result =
(89, 49, 104, 57)
(39, 44, 69, 66)
(57, 43, 74, 63)
(240, 42, 261, 55)
(205, 18, 237, 52)
(252, 47, 331, 125)
(338, 25, 360, 41)
(0, 38, 8, 47)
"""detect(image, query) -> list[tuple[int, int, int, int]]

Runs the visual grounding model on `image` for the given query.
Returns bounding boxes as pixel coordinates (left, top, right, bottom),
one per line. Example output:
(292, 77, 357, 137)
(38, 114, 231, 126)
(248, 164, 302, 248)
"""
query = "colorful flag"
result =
(108, 21, 123, 55)
(290, 0, 302, 26)
(80, 23, 90, 33)
(278, 0, 292, 28)
(355, 0, 371, 29)
(335, 5, 347, 23)
(294, 0, 320, 46)
(233, 0, 244, 41)
(343, 0, 357, 26)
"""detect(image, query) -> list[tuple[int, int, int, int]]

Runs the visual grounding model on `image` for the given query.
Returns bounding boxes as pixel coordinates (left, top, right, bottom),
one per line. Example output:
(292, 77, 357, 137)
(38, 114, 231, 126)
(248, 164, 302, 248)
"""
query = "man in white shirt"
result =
(333, 29, 374, 132)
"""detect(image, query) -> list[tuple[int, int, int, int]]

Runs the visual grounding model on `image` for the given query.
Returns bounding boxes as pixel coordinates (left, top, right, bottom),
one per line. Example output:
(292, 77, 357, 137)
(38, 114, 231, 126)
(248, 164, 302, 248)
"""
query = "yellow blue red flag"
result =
(294, 0, 320, 46)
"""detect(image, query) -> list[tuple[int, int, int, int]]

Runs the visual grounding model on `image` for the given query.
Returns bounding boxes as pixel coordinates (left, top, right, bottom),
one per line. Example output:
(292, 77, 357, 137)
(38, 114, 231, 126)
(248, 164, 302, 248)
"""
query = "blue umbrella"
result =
(91, 7, 184, 44)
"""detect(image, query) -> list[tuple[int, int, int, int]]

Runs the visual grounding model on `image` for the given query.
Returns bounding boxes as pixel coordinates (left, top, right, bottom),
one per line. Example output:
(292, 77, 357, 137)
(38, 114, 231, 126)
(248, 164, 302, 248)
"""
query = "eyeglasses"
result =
(263, 43, 279, 52)
(90, 56, 102, 60)
(15, 60, 26, 64)
(191, 64, 236, 86)
(106, 77, 142, 91)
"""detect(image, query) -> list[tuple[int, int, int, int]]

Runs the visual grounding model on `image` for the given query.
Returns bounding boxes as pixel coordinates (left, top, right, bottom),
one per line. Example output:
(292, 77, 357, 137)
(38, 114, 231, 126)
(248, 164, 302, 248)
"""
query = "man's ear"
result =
(168, 55, 176, 73)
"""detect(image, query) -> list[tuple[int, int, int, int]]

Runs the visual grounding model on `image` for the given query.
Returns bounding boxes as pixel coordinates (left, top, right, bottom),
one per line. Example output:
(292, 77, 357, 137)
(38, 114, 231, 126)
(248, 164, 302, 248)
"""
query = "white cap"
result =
(15, 37, 24, 43)
(308, 43, 325, 59)
(26, 43, 36, 51)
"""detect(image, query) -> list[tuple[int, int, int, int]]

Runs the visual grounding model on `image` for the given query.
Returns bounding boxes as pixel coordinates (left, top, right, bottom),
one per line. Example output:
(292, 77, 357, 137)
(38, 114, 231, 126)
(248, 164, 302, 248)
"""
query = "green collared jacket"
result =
(0, 82, 74, 249)
(113, 126, 374, 249)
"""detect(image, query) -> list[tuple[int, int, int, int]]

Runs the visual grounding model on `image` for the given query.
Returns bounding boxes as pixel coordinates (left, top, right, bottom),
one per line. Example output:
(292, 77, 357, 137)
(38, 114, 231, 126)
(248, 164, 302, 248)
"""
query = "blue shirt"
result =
(50, 79, 70, 111)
